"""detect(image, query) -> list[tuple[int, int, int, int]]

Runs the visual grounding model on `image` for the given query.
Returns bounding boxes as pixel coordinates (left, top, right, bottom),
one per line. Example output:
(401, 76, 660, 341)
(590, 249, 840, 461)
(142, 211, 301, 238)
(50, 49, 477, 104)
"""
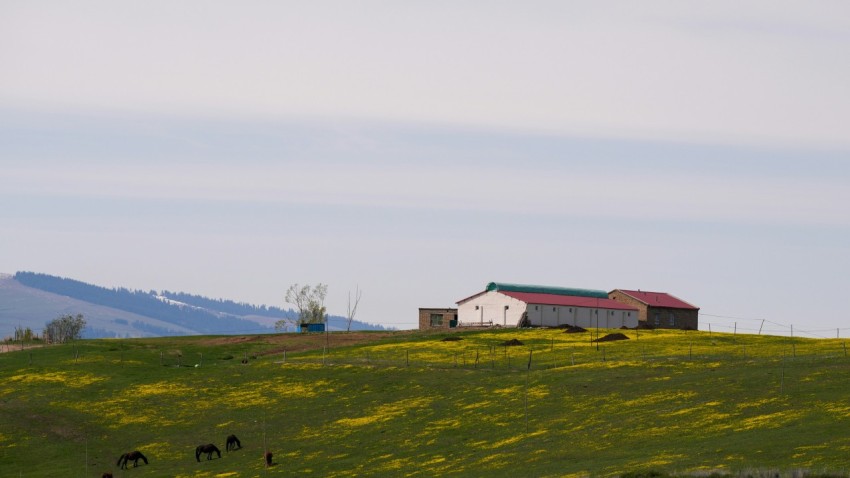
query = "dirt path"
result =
(197, 330, 417, 355)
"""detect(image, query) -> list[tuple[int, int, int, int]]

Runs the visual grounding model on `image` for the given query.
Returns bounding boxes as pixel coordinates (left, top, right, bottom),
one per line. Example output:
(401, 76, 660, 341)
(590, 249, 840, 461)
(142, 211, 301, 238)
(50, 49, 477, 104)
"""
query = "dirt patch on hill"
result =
(441, 336, 463, 342)
(240, 331, 416, 355)
(593, 333, 630, 343)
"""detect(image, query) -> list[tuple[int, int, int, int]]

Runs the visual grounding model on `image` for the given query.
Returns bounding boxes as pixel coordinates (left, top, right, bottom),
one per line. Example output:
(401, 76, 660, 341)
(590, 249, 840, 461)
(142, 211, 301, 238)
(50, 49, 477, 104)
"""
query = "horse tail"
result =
(117, 453, 126, 467)
(195, 446, 202, 462)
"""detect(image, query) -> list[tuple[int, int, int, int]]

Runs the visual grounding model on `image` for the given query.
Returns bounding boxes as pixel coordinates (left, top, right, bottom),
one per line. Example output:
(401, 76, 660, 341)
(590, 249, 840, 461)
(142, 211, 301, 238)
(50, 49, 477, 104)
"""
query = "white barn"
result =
(457, 282, 639, 329)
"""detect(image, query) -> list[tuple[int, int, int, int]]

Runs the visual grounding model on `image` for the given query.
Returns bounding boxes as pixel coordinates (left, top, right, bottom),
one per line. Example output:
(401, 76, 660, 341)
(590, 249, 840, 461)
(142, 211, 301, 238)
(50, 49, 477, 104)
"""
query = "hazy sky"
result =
(2, 1, 849, 335)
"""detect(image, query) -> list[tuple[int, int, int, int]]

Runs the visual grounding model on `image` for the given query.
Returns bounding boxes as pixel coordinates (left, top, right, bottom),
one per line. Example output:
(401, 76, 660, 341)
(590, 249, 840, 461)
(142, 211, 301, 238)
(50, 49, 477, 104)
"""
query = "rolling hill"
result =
(1, 328, 849, 476)
(0, 272, 388, 340)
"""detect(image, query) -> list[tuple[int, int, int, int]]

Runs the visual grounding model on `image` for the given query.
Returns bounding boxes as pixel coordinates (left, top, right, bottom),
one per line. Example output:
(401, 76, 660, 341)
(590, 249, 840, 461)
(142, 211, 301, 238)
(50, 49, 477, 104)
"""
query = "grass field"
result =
(1, 327, 849, 477)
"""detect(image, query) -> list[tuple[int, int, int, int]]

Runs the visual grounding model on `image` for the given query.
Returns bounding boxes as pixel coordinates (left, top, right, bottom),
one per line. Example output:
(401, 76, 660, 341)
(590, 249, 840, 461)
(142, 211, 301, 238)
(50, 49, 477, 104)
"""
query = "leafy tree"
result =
(14, 326, 34, 342)
(43, 314, 86, 344)
(281, 283, 328, 325)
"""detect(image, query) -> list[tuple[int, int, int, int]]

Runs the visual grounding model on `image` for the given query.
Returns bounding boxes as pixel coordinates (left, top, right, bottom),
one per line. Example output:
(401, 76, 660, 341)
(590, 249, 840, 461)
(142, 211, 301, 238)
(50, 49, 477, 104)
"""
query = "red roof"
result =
(500, 291, 638, 311)
(613, 290, 698, 310)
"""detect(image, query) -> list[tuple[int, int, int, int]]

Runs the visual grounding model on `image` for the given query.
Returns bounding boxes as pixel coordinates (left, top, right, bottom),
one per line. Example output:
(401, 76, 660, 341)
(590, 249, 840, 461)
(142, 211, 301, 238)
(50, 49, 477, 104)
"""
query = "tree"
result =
(346, 286, 362, 332)
(283, 283, 328, 324)
(14, 326, 34, 342)
(43, 313, 86, 344)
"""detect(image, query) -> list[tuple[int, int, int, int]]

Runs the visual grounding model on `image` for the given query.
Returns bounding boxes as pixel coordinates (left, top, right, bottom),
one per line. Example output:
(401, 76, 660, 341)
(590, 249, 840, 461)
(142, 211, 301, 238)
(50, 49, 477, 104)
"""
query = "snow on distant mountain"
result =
(1, 272, 389, 340)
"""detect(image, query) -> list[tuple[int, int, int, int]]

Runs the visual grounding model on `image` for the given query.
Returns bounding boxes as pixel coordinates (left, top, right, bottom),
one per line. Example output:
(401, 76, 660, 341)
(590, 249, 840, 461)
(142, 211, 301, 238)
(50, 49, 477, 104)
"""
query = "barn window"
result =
(534, 306, 538, 311)
(569, 308, 572, 312)
(430, 314, 444, 327)
(553, 307, 556, 312)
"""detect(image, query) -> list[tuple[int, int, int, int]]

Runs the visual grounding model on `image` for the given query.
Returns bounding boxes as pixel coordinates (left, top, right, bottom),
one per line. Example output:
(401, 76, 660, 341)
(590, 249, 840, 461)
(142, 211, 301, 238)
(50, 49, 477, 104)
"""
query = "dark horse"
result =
(117, 450, 148, 469)
(264, 451, 273, 467)
(226, 434, 242, 451)
(195, 443, 221, 462)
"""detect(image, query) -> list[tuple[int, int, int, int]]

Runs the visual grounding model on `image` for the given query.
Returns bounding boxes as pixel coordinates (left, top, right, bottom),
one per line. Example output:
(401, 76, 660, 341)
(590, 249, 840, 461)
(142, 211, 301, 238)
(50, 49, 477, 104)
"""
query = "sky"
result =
(1, 1, 849, 335)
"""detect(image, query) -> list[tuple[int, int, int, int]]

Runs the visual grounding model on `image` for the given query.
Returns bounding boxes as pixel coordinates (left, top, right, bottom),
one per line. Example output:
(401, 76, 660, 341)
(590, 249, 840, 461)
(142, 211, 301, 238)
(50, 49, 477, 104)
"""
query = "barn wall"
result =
(526, 305, 637, 328)
(457, 291, 526, 327)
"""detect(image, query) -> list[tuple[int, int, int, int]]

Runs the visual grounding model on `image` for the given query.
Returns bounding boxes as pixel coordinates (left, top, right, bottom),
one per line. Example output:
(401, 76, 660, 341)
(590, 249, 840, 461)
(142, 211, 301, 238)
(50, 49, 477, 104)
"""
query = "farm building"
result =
(456, 282, 639, 329)
(608, 289, 699, 330)
(419, 308, 458, 330)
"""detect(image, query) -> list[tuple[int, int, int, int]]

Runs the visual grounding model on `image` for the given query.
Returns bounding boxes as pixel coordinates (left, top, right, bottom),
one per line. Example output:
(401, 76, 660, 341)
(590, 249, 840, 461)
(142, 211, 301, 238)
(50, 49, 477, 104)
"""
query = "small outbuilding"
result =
(419, 308, 458, 330)
(608, 289, 699, 330)
(457, 282, 639, 329)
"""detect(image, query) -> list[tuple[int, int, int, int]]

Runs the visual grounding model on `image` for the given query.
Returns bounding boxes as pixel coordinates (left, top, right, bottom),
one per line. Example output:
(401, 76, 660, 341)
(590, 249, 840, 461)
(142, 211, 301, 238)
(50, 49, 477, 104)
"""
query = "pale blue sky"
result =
(1, 1, 849, 334)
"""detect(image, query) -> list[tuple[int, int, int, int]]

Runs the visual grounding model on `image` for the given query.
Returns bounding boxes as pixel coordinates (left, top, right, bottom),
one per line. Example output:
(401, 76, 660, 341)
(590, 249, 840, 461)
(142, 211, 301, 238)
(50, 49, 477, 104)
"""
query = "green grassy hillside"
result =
(1, 328, 849, 477)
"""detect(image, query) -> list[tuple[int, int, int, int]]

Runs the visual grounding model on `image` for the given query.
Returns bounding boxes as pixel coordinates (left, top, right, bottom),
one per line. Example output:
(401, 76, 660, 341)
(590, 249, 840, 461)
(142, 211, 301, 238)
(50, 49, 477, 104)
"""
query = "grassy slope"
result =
(1, 328, 849, 477)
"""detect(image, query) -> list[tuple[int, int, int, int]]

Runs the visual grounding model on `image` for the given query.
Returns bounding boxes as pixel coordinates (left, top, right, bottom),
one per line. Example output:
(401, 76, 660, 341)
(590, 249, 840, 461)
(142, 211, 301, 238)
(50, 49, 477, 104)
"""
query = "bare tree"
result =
(346, 286, 362, 332)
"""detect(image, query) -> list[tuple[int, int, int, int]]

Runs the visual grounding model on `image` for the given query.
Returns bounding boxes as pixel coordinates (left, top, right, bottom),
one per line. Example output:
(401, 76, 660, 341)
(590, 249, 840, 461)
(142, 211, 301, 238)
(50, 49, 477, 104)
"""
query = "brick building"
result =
(419, 308, 458, 330)
(608, 289, 699, 329)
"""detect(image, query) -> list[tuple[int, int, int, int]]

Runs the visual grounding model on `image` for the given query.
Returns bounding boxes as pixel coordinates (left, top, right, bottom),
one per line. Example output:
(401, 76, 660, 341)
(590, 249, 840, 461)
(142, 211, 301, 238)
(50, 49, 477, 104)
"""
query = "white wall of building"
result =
(458, 291, 639, 329)
(457, 291, 526, 327)
(523, 303, 638, 328)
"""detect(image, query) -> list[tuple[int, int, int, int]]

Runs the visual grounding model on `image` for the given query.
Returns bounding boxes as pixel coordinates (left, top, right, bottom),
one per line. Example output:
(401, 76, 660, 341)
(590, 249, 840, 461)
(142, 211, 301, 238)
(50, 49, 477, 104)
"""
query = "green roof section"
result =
(486, 282, 608, 299)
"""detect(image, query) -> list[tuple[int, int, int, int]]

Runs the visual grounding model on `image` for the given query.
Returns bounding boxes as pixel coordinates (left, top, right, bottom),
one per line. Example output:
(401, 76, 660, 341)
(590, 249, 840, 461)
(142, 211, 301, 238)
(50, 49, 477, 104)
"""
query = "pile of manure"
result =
(500, 338, 524, 346)
(563, 325, 587, 334)
(593, 333, 630, 343)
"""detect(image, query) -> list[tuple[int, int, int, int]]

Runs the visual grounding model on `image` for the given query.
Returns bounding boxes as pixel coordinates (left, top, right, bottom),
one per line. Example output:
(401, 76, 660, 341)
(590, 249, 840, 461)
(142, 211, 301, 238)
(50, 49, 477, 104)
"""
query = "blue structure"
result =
(299, 323, 325, 333)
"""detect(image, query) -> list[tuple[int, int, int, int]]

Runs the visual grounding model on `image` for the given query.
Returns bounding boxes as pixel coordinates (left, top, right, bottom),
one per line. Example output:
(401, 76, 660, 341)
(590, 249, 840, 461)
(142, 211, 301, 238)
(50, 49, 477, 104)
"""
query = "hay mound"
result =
(563, 326, 587, 334)
(500, 339, 524, 346)
(593, 333, 630, 343)
(441, 336, 463, 342)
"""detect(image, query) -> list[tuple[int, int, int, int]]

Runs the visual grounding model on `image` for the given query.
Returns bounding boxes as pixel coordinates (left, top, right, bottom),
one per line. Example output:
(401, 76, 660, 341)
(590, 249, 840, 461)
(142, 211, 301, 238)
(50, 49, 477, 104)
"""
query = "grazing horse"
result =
(195, 443, 221, 462)
(226, 434, 242, 451)
(264, 451, 273, 467)
(117, 450, 148, 469)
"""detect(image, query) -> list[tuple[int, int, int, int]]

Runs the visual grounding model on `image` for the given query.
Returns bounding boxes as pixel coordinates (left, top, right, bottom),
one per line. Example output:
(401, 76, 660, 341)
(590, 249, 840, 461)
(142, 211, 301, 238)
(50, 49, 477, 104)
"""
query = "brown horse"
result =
(195, 443, 221, 462)
(226, 434, 241, 451)
(117, 450, 148, 469)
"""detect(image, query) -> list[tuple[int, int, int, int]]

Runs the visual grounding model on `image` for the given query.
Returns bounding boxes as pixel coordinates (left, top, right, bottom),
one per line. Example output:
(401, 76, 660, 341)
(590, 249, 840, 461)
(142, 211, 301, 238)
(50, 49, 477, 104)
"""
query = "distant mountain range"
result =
(0, 272, 389, 340)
